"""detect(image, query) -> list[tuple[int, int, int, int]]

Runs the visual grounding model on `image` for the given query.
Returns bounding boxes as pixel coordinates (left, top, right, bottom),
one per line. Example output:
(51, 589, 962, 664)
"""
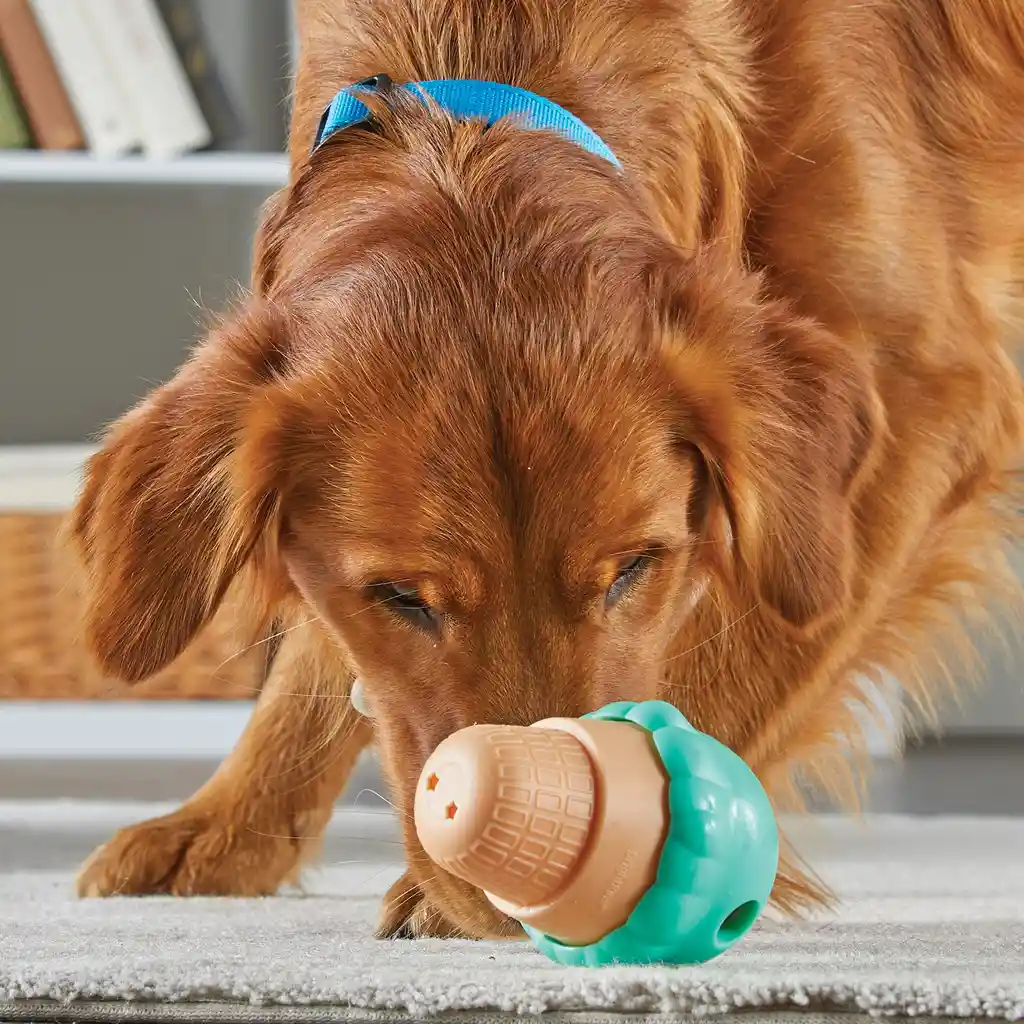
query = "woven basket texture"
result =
(0, 512, 263, 699)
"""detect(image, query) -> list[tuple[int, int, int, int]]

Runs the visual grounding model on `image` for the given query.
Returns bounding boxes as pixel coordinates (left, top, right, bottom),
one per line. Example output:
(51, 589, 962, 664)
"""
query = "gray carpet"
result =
(0, 809, 1022, 1022)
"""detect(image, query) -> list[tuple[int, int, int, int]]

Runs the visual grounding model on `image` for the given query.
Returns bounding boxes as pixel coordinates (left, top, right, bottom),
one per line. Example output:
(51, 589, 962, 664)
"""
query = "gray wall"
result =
(935, 544, 1024, 734)
(0, 184, 276, 444)
(0, 0, 289, 445)
(197, 0, 292, 153)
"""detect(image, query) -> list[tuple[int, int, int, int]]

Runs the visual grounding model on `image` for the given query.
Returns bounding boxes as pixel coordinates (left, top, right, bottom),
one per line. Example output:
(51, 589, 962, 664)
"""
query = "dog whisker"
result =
(352, 787, 398, 811)
(356, 864, 406, 891)
(245, 826, 401, 844)
(278, 709, 364, 783)
(664, 604, 759, 663)
(210, 616, 321, 680)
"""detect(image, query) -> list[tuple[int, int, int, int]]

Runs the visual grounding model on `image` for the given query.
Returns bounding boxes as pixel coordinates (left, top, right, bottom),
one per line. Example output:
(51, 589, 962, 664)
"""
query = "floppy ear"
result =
(69, 302, 291, 681)
(658, 252, 883, 630)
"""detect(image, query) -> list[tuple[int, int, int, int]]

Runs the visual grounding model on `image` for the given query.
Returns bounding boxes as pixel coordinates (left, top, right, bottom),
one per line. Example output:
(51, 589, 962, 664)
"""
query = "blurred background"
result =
(0, 0, 1021, 871)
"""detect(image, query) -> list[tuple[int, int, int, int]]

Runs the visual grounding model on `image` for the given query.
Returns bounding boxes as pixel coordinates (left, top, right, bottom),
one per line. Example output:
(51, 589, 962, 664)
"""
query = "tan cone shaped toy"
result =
(414, 716, 669, 945)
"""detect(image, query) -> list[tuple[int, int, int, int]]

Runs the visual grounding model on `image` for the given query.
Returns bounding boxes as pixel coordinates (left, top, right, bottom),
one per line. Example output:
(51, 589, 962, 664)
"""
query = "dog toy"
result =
(414, 699, 778, 966)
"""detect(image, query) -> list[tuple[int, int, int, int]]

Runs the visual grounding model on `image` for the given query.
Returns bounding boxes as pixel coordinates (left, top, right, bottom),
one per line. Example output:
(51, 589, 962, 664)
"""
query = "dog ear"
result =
(657, 250, 882, 630)
(69, 301, 292, 681)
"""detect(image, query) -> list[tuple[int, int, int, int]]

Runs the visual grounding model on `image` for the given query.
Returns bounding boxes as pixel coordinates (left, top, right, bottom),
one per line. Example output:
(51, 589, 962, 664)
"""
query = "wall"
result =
(0, 184, 278, 444)
(0, 0, 288, 445)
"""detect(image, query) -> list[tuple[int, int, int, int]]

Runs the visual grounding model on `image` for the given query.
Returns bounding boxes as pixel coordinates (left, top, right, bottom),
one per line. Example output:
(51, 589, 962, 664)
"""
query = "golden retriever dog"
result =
(70, 0, 1023, 940)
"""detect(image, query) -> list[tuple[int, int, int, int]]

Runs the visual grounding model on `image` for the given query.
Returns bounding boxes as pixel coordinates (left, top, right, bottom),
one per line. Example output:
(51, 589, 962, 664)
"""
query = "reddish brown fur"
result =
(71, 0, 1023, 939)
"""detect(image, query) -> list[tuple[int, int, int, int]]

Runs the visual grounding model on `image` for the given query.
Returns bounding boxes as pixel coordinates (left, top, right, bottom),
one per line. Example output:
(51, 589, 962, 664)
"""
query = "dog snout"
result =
(406, 689, 592, 769)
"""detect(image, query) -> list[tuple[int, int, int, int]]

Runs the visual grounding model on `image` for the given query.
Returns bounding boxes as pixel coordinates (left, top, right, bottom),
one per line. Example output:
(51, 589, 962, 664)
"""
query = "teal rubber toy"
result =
(522, 700, 779, 967)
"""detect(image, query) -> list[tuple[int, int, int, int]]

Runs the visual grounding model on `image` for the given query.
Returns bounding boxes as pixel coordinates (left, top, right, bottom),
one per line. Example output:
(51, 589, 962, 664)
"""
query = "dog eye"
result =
(370, 582, 441, 633)
(605, 553, 652, 608)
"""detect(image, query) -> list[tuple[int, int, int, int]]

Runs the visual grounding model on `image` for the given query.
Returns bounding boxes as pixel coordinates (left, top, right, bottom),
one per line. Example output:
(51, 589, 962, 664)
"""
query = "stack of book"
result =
(0, 0, 241, 158)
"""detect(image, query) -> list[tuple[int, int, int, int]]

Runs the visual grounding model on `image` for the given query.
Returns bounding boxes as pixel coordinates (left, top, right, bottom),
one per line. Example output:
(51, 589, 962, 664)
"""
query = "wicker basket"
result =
(0, 512, 265, 700)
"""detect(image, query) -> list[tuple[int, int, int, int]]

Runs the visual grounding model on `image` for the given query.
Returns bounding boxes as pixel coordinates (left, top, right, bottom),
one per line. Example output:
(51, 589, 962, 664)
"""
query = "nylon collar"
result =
(312, 74, 621, 168)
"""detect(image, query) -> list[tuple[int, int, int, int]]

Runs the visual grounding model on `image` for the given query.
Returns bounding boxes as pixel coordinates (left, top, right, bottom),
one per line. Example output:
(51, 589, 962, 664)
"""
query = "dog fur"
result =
(71, 0, 1024, 940)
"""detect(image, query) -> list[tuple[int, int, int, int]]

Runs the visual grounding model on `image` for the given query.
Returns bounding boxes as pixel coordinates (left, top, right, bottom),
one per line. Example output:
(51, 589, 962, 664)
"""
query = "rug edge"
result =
(0, 1003, 1007, 1024)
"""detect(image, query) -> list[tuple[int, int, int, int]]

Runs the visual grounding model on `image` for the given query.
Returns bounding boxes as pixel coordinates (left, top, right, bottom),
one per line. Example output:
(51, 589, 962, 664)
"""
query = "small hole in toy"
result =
(445, 801, 458, 820)
(717, 900, 759, 944)
(426, 773, 439, 792)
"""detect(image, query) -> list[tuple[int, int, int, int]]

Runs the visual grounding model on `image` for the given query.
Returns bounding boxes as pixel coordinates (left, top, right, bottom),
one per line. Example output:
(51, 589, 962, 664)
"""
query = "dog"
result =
(70, 0, 1024, 940)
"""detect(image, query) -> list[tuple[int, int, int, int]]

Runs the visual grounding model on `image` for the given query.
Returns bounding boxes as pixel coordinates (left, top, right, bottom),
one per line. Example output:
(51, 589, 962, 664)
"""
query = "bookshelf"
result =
(0, 151, 288, 186)
(1, 0, 293, 448)
(0, 0, 296, 712)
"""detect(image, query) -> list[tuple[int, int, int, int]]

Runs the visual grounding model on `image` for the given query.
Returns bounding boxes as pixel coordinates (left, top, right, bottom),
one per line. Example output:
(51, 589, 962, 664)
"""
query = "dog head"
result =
(70, 102, 876, 936)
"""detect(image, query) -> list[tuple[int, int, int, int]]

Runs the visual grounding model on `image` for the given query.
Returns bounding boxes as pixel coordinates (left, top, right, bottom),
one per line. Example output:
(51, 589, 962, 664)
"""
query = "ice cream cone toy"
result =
(414, 699, 779, 966)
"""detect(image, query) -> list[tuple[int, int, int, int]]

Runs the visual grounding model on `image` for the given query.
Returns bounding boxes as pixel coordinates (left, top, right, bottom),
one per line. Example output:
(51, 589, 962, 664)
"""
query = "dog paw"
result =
(76, 804, 304, 897)
(375, 871, 465, 938)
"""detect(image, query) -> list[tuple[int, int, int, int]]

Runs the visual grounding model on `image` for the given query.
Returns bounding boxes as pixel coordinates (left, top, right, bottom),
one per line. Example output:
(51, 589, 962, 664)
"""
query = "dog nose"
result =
(412, 693, 595, 768)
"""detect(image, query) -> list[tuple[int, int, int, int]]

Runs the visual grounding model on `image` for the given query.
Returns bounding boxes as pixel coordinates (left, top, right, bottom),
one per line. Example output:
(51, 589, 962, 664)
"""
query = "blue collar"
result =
(312, 75, 621, 169)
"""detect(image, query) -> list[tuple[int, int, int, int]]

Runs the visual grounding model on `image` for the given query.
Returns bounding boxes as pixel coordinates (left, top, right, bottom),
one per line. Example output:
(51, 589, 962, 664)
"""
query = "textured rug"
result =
(0, 811, 1022, 1022)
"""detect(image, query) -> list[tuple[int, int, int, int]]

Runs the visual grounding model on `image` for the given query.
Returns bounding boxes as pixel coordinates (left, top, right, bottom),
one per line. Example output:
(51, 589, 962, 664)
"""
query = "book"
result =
(0, 46, 31, 148)
(28, 0, 141, 156)
(0, 0, 84, 150)
(87, 0, 212, 159)
(153, 0, 243, 149)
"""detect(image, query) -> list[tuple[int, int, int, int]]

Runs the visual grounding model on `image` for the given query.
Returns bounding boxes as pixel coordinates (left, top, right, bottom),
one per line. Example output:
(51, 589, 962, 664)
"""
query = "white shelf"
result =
(0, 151, 288, 187)
(0, 700, 253, 759)
(0, 444, 95, 512)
